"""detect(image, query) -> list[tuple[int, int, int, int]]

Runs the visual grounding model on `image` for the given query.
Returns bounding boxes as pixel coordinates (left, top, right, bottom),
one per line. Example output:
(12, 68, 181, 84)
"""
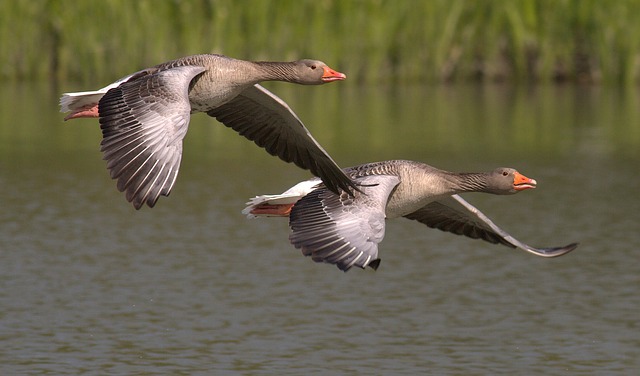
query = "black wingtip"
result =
(330, 179, 376, 198)
(368, 258, 381, 271)
(536, 242, 579, 258)
(320, 168, 361, 198)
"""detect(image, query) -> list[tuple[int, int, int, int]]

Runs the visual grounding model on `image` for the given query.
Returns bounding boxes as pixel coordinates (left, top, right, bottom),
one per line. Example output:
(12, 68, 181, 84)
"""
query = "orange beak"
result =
(321, 65, 347, 82)
(513, 171, 537, 191)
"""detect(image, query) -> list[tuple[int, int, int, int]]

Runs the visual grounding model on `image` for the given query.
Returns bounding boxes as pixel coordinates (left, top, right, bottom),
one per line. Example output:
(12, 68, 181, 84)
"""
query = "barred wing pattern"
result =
(289, 175, 400, 271)
(98, 66, 206, 209)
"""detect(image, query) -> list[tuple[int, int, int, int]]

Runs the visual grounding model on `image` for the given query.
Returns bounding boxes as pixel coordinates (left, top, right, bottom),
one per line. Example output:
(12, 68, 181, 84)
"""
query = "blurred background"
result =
(4, 0, 640, 85)
(1, 1, 638, 374)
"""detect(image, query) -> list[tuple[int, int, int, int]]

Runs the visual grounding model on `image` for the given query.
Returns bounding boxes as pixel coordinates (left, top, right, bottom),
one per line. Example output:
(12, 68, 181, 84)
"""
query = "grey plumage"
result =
(62, 54, 356, 209)
(246, 160, 578, 272)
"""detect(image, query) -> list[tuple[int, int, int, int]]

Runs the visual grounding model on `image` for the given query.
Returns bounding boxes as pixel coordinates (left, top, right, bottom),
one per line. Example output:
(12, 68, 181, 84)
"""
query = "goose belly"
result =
(187, 71, 251, 112)
(384, 183, 451, 219)
(188, 85, 244, 112)
(385, 195, 440, 219)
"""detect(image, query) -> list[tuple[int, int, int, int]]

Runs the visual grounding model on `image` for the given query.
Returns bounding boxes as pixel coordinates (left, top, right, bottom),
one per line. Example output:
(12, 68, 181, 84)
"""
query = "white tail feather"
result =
(59, 91, 105, 113)
(59, 72, 137, 113)
(242, 178, 321, 218)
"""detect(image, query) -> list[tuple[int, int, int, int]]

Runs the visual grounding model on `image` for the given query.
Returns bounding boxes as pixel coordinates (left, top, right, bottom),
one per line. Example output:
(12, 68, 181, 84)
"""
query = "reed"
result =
(2, 0, 640, 85)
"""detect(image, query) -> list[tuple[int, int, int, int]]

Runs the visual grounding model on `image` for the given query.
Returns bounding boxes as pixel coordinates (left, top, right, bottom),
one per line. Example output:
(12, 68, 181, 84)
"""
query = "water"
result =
(0, 82, 638, 375)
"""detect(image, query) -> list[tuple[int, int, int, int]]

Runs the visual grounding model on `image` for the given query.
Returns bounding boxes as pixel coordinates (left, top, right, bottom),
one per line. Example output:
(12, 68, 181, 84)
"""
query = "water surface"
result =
(0, 83, 638, 374)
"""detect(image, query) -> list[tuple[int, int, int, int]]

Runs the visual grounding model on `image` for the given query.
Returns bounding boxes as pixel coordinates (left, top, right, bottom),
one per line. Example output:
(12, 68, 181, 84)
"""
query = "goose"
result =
(60, 54, 357, 209)
(243, 160, 578, 271)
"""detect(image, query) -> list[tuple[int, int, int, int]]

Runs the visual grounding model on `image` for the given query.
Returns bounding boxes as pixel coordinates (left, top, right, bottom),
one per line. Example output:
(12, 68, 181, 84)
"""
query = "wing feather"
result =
(289, 175, 400, 271)
(404, 195, 577, 257)
(207, 84, 358, 196)
(98, 65, 206, 209)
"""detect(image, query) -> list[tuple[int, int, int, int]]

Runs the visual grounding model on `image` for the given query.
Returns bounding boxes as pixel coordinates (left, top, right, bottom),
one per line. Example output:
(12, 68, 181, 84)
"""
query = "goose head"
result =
(488, 167, 537, 194)
(293, 59, 347, 84)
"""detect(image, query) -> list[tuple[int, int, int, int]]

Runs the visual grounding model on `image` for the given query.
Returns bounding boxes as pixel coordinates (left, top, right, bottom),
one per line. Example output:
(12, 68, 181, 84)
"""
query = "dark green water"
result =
(0, 82, 638, 374)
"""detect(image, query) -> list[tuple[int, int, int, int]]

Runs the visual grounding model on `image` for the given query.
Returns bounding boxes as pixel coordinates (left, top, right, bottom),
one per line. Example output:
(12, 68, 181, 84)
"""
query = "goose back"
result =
(341, 160, 460, 218)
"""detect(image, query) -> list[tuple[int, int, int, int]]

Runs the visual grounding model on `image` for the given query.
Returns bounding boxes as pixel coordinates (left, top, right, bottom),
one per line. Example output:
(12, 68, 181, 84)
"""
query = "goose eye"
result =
(310, 65, 317, 70)
(502, 171, 509, 176)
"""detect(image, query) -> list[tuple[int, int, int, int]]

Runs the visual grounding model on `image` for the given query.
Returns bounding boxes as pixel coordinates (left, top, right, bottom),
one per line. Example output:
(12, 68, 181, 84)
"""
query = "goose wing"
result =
(98, 65, 206, 209)
(404, 194, 577, 257)
(289, 175, 400, 271)
(207, 84, 358, 196)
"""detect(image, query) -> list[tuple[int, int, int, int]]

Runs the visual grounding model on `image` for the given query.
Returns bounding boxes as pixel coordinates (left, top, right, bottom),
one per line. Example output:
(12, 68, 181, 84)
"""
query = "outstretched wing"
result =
(289, 175, 400, 271)
(404, 194, 577, 257)
(207, 84, 358, 196)
(98, 65, 206, 209)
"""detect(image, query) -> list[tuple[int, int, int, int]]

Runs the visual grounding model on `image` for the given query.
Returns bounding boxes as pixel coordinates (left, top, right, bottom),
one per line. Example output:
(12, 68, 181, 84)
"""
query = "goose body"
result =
(244, 160, 578, 271)
(60, 54, 355, 209)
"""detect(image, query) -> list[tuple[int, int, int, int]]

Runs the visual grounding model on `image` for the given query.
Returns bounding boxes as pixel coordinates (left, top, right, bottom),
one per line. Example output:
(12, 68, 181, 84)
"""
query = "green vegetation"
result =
(3, 0, 640, 85)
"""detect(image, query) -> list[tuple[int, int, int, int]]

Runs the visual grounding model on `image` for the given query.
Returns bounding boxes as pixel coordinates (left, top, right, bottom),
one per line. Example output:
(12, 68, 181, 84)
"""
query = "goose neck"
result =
(253, 61, 299, 82)
(447, 172, 491, 193)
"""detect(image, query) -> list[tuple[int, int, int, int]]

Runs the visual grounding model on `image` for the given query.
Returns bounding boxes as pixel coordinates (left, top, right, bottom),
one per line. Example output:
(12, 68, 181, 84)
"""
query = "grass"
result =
(2, 0, 640, 85)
